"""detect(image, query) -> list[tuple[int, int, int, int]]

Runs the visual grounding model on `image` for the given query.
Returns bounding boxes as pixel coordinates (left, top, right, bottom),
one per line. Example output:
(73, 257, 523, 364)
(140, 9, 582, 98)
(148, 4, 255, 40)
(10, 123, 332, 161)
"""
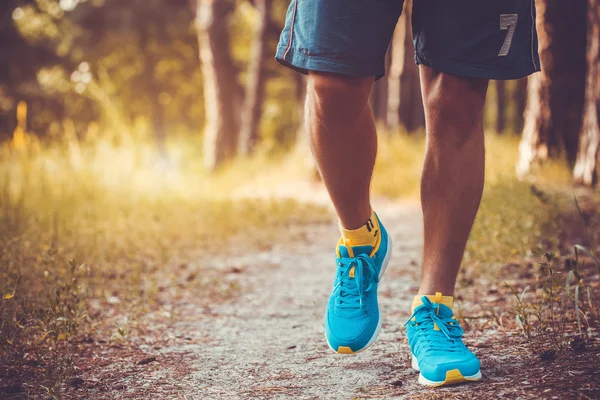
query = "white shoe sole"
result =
(411, 354, 482, 387)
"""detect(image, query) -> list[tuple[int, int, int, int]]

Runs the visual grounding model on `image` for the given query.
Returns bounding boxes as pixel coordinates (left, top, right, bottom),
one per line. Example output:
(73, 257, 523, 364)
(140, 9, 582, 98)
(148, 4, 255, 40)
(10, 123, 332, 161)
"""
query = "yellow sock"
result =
(411, 292, 454, 313)
(339, 210, 380, 248)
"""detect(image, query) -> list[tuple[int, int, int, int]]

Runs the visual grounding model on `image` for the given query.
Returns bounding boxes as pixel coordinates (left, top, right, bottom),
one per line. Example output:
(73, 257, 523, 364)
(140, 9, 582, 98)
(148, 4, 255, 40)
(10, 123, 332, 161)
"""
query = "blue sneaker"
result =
(324, 215, 392, 354)
(405, 294, 482, 386)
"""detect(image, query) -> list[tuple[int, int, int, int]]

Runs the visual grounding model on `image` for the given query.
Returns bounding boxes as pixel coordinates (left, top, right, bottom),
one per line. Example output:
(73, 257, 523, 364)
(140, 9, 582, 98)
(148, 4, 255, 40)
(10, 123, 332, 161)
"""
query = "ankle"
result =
(339, 210, 380, 247)
(338, 206, 372, 230)
(417, 278, 456, 297)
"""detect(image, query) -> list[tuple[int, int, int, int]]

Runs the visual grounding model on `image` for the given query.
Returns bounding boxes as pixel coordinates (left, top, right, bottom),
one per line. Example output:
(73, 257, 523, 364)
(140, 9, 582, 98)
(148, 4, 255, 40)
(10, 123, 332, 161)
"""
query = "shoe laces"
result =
(404, 297, 465, 352)
(333, 253, 378, 310)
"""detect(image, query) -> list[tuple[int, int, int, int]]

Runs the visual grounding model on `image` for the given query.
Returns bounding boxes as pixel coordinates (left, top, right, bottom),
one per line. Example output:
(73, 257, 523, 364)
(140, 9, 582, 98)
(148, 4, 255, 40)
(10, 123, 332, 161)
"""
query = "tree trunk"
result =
(196, 0, 241, 172)
(386, 0, 424, 133)
(573, 0, 600, 186)
(517, 0, 587, 178)
(371, 48, 391, 124)
(238, 0, 271, 156)
(138, 9, 168, 160)
(513, 77, 528, 133)
(0, 103, 16, 141)
(495, 80, 506, 133)
(294, 73, 307, 147)
(292, 74, 320, 180)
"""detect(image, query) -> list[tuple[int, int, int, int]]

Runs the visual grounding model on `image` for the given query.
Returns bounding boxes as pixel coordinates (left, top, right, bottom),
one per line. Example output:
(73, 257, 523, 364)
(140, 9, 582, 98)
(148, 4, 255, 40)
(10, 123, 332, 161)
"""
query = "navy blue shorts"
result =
(275, 0, 541, 80)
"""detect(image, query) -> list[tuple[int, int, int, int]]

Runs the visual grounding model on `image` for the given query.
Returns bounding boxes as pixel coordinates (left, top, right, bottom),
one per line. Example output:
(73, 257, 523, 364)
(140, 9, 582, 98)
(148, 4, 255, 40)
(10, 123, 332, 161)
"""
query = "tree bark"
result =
(196, 0, 241, 171)
(371, 48, 391, 124)
(495, 80, 506, 133)
(517, 0, 587, 178)
(138, 7, 168, 159)
(573, 0, 600, 186)
(386, 0, 424, 133)
(513, 77, 528, 133)
(238, 0, 271, 156)
(294, 73, 307, 147)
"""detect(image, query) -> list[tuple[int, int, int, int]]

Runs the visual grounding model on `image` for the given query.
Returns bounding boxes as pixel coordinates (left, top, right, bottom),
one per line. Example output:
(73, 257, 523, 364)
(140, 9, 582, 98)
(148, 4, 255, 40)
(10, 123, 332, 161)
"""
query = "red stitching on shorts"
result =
(283, 0, 298, 60)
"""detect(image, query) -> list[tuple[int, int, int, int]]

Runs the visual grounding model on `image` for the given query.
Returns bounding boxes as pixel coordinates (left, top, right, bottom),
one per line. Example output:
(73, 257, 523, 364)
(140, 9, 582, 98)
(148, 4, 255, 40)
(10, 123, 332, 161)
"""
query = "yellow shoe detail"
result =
(368, 213, 382, 257)
(444, 369, 465, 385)
(339, 210, 380, 251)
(426, 369, 467, 387)
(349, 266, 355, 278)
(337, 346, 354, 354)
(411, 293, 454, 313)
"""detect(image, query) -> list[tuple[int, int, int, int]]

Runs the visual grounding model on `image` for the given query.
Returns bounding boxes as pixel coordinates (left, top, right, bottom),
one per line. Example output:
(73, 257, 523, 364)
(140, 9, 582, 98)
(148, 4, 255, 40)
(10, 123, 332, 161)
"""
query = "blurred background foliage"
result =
(0, 0, 599, 395)
(0, 0, 597, 179)
(0, 0, 306, 158)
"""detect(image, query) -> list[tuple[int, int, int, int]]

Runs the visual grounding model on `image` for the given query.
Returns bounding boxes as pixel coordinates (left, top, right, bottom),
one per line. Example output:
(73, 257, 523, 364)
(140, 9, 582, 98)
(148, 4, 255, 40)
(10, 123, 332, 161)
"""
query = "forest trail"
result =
(175, 198, 432, 399)
(69, 183, 599, 400)
(147, 195, 536, 399)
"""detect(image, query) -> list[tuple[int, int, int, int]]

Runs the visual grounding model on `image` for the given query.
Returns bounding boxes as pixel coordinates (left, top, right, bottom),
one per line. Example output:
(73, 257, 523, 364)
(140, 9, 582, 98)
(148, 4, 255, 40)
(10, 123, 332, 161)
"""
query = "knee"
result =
(307, 73, 373, 116)
(423, 73, 487, 147)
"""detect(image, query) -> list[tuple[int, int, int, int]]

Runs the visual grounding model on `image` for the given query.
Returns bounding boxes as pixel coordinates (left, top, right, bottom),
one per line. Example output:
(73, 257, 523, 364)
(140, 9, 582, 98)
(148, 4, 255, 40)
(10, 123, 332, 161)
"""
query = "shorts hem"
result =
(415, 53, 540, 80)
(275, 47, 385, 80)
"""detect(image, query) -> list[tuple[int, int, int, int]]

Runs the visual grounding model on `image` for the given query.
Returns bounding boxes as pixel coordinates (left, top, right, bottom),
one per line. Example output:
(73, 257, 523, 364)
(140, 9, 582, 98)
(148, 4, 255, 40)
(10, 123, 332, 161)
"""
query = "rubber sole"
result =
(411, 354, 482, 387)
(325, 234, 393, 354)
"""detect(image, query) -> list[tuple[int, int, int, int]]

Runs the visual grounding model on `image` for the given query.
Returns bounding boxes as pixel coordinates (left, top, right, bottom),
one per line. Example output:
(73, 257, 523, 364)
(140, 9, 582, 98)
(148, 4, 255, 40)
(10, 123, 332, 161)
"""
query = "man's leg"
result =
(405, 66, 488, 387)
(306, 73, 375, 230)
(274, 0, 401, 354)
(418, 66, 489, 295)
(305, 72, 393, 354)
(406, 0, 540, 387)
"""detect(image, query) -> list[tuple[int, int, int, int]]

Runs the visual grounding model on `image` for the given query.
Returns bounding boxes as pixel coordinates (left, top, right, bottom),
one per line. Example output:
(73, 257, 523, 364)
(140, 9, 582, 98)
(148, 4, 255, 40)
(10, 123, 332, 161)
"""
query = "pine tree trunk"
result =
(293, 74, 320, 180)
(371, 48, 390, 124)
(386, 0, 424, 133)
(573, 0, 600, 186)
(517, 0, 587, 177)
(196, 0, 241, 172)
(294, 73, 307, 147)
(495, 80, 506, 134)
(513, 77, 528, 133)
(138, 11, 168, 160)
(238, 0, 271, 156)
(0, 104, 15, 141)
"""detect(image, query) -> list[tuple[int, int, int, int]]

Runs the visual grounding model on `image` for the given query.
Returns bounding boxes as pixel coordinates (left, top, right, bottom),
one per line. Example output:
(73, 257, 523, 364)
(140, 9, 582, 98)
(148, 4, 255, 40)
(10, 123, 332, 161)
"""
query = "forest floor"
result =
(3, 179, 600, 400)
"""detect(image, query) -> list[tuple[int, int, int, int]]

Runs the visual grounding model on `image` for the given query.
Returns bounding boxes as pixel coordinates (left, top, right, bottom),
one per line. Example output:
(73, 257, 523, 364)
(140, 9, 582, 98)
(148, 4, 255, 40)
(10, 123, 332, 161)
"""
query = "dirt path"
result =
(68, 188, 599, 400)
(177, 200, 426, 399)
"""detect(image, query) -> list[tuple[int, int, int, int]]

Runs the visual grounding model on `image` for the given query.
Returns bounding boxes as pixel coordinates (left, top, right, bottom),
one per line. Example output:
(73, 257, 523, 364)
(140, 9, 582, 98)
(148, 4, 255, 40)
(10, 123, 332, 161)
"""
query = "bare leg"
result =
(306, 73, 376, 229)
(418, 66, 489, 295)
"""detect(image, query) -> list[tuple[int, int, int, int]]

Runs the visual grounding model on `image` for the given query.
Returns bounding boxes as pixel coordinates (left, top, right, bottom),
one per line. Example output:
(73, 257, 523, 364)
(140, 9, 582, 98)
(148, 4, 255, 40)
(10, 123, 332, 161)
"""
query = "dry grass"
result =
(1, 130, 598, 396)
(0, 135, 329, 394)
(372, 131, 599, 357)
(373, 132, 573, 266)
